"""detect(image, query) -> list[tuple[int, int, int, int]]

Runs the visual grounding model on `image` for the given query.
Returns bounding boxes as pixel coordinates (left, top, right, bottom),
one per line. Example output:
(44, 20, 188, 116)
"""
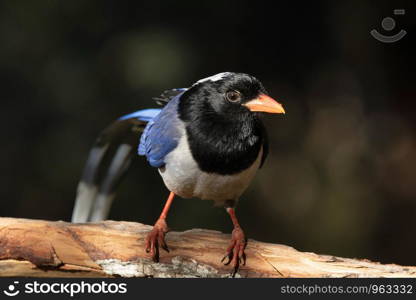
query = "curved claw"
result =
(222, 227, 247, 277)
(221, 253, 232, 265)
(145, 218, 169, 262)
(159, 234, 170, 253)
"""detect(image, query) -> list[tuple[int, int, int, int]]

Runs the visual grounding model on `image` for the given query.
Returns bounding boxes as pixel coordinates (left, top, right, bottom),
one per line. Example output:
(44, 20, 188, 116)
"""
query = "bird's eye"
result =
(225, 90, 241, 103)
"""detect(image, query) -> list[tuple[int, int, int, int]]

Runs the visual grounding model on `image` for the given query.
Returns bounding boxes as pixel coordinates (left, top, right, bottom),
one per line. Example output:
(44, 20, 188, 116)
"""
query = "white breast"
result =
(159, 128, 262, 206)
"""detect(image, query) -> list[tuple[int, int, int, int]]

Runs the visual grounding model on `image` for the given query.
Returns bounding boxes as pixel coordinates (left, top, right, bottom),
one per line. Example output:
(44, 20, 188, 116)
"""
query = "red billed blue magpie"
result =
(72, 72, 285, 274)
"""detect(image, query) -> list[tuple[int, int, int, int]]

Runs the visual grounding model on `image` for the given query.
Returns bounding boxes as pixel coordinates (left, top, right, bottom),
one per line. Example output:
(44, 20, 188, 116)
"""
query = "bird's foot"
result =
(221, 226, 247, 277)
(145, 218, 169, 262)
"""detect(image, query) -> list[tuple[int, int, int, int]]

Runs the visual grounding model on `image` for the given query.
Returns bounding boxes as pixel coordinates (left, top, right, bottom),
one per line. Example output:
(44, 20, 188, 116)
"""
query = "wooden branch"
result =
(0, 217, 415, 278)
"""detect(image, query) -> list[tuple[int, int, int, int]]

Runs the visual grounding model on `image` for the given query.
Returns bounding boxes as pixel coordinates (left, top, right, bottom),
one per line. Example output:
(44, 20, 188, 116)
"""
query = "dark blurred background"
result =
(1, 1, 415, 266)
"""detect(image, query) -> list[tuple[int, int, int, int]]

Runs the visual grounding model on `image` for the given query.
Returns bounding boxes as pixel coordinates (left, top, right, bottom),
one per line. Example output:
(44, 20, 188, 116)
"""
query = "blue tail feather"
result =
(118, 108, 162, 122)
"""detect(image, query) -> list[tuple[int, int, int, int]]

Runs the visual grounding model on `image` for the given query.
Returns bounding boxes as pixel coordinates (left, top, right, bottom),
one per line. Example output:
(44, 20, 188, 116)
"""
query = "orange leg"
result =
(159, 191, 175, 219)
(222, 207, 247, 276)
(145, 192, 175, 262)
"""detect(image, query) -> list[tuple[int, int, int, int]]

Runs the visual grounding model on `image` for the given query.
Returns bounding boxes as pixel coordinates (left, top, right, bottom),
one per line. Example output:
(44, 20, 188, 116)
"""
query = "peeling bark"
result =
(0, 217, 415, 278)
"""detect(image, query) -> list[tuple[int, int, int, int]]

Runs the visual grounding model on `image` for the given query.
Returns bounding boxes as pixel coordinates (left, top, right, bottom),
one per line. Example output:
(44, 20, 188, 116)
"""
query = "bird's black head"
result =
(177, 72, 285, 175)
(179, 72, 284, 123)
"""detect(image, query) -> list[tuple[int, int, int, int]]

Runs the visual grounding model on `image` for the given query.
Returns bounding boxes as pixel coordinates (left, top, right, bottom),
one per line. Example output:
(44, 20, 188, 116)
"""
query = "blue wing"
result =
(138, 95, 183, 168)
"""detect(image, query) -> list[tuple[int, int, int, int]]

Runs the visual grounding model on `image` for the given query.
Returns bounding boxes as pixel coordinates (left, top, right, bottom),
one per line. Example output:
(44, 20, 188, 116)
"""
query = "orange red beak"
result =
(243, 94, 285, 114)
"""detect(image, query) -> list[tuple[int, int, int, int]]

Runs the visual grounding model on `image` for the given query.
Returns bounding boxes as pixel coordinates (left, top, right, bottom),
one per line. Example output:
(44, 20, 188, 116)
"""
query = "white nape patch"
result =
(194, 72, 231, 85)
